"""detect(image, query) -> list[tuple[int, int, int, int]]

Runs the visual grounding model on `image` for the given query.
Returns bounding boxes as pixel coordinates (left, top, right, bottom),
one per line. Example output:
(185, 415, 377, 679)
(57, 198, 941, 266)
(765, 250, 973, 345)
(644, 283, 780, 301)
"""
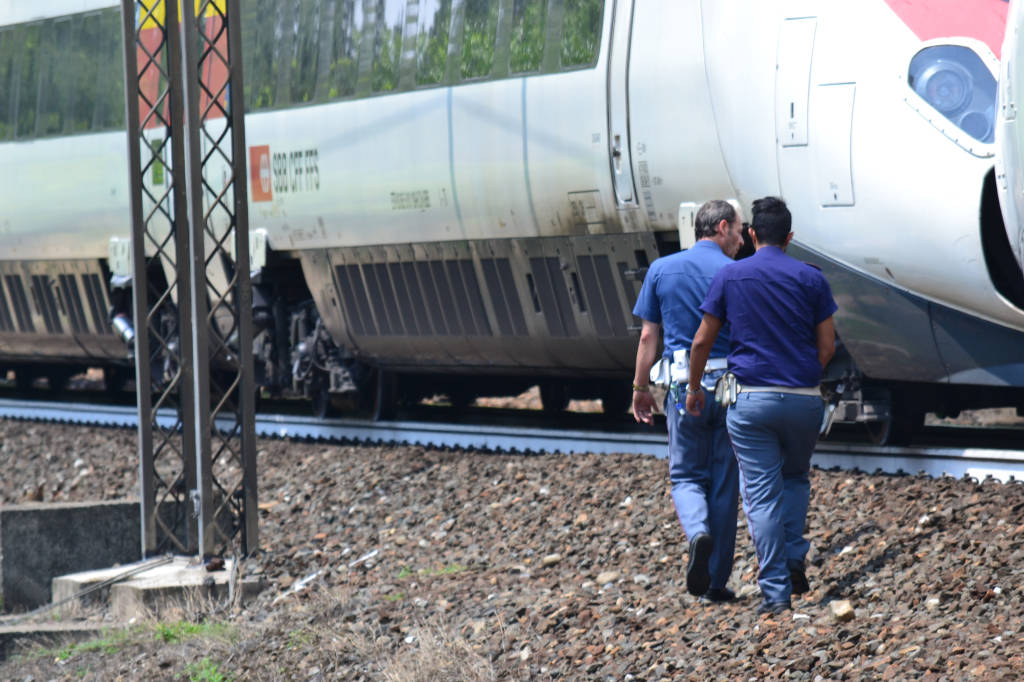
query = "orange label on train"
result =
(250, 146, 272, 203)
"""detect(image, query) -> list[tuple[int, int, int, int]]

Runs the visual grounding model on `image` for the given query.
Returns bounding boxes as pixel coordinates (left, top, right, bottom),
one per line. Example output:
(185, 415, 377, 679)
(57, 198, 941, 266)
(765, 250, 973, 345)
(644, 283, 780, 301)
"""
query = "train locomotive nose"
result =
(997, 0, 1024, 267)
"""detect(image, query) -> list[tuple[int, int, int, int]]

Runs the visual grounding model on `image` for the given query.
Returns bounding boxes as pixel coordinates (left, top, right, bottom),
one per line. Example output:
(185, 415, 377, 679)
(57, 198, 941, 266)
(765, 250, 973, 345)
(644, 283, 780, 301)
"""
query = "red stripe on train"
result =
(885, 0, 1008, 58)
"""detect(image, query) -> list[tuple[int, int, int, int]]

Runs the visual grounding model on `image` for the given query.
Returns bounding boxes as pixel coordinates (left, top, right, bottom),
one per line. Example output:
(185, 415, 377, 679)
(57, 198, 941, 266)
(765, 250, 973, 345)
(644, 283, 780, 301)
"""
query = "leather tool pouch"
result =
(713, 371, 738, 406)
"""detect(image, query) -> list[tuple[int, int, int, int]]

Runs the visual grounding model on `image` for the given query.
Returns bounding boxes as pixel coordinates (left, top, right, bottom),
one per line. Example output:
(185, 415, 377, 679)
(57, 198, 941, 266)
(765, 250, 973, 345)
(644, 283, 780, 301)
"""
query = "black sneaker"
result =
(686, 533, 712, 596)
(756, 600, 792, 616)
(789, 562, 810, 595)
(700, 587, 736, 604)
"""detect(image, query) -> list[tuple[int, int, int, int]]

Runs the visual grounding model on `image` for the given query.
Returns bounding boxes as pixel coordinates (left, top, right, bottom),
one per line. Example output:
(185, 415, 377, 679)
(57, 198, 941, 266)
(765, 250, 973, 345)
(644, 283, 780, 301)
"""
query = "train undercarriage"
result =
(2, 212, 1024, 448)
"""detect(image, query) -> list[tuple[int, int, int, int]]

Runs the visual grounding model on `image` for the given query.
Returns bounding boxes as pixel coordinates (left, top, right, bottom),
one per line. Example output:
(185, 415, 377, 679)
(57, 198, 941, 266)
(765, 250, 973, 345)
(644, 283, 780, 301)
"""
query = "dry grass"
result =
(377, 621, 496, 682)
(206, 583, 504, 681)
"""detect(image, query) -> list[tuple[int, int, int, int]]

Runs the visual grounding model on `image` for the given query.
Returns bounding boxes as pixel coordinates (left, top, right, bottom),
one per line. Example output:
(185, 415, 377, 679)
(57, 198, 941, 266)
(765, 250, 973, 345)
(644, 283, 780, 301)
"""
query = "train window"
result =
(461, 0, 499, 79)
(560, 0, 603, 69)
(0, 29, 14, 140)
(237, 0, 604, 108)
(509, 0, 546, 73)
(415, 0, 452, 85)
(329, 1, 363, 99)
(36, 20, 66, 137)
(290, 0, 321, 104)
(242, 0, 275, 109)
(68, 13, 103, 133)
(15, 24, 39, 139)
(312, 1, 337, 101)
(274, 3, 298, 106)
(244, 0, 299, 109)
(92, 10, 125, 131)
(0, 9, 121, 139)
(55, 19, 76, 131)
(371, 1, 406, 93)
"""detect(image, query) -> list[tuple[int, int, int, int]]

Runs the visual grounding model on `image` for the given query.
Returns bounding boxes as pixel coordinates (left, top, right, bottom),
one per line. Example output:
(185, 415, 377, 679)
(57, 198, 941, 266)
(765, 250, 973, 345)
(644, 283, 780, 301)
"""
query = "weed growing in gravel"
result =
(286, 628, 315, 650)
(383, 592, 406, 602)
(46, 628, 136, 661)
(427, 563, 469, 576)
(178, 657, 232, 682)
(397, 563, 470, 579)
(154, 621, 236, 644)
(24, 621, 236, 667)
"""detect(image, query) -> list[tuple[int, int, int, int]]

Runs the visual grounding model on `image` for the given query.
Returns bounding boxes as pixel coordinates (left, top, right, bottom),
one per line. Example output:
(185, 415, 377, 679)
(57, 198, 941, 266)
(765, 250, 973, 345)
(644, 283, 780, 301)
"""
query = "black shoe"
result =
(686, 533, 712, 596)
(700, 587, 736, 604)
(789, 562, 810, 595)
(756, 600, 792, 616)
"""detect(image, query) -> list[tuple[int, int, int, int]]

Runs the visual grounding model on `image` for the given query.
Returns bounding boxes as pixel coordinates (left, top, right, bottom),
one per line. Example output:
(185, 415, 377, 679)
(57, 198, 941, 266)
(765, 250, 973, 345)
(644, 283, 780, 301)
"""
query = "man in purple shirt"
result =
(685, 197, 837, 616)
(631, 200, 743, 602)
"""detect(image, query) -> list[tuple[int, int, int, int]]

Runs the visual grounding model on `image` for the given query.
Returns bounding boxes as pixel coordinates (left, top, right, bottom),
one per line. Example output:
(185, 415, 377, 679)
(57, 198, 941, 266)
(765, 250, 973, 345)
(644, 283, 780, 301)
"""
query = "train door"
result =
(774, 16, 816, 204)
(776, 16, 856, 208)
(608, 0, 637, 207)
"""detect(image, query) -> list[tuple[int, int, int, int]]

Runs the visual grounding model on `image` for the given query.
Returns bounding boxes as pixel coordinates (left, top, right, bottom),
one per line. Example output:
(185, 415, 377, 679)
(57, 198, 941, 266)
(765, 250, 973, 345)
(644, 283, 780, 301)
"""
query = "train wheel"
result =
(863, 418, 892, 446)
(864, 391, 924, 446)
(311, 376, 332, 419)
(539, 382, 569, 413)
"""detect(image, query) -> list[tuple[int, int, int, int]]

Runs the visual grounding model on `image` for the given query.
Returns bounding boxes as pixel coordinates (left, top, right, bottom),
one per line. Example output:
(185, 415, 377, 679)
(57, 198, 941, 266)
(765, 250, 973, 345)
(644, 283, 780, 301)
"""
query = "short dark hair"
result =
(750, 196, 791, 246)
(694, 200, 737, 240)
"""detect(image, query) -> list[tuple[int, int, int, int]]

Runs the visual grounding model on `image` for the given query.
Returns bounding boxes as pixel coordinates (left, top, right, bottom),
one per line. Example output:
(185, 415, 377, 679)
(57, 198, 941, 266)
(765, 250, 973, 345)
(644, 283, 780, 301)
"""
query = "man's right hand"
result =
(632, 389, 657, 425)
(685, 386, 706, 416)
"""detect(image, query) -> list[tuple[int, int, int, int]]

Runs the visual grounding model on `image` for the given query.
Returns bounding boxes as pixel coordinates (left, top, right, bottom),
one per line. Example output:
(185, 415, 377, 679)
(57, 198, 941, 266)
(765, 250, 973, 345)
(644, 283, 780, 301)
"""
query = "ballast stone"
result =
(830, 599, 856, 622)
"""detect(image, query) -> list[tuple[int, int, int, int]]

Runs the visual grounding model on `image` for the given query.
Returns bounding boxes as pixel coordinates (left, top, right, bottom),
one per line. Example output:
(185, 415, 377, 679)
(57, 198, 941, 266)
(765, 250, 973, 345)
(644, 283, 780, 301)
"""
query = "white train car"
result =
(0, 0, 1022, 438)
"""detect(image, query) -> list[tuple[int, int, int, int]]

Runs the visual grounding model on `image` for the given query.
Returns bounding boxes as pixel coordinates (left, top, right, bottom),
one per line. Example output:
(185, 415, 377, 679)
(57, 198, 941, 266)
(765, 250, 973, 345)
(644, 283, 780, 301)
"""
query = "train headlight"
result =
(915, 60, 972, 114)
(908, 45, 996, 144)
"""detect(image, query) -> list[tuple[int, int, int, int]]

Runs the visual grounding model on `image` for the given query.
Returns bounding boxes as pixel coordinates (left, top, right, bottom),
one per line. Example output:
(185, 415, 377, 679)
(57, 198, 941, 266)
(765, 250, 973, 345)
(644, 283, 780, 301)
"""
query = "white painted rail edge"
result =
(0, 399, 1021, 481)
(812, 443, 1023, 482)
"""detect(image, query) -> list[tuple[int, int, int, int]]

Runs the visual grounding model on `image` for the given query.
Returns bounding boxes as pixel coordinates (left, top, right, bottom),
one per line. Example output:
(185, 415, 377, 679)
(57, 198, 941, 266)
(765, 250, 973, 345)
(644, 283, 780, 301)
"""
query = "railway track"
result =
(0, 397, 1021, 482)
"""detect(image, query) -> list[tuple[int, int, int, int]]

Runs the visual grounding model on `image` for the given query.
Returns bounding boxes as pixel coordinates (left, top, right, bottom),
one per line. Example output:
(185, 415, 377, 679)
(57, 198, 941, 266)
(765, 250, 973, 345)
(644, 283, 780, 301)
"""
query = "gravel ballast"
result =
(1, 419, 1022, 679)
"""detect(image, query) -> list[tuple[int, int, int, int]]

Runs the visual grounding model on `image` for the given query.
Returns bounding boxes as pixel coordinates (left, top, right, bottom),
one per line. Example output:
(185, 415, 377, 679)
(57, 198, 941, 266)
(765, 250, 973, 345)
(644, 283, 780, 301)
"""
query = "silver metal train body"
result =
(1, 0, 1023, 436)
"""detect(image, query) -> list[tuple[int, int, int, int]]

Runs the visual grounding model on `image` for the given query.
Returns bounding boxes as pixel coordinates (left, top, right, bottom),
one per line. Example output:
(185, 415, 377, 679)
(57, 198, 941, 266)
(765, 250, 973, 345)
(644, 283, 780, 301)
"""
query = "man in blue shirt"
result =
(686, 196, 837, 616)
(631, 199, 743, 602)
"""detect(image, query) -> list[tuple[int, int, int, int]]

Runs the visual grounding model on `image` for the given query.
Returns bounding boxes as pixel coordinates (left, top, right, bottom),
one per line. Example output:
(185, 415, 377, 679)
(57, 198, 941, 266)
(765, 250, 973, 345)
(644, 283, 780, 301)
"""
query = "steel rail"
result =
(0, 399, 1020, 482)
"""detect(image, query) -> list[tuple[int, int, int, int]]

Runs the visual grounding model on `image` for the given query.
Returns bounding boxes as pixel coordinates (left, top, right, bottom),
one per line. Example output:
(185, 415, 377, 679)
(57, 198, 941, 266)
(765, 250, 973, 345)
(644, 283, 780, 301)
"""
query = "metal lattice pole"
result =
(121, 0, 255, 558)
(121, 0, 199, 556)
(181, 0, 257, 557)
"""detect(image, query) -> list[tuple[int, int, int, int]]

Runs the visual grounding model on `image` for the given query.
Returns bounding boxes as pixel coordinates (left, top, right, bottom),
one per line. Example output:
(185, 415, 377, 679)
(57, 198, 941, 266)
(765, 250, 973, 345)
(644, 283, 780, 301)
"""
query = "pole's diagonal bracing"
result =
(121, 0, 198, 556)
(121, 0, 255, 559)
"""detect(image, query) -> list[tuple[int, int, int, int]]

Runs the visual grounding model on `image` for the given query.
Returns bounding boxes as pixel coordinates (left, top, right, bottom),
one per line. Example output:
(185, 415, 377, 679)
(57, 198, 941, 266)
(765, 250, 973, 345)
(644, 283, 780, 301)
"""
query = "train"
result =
(0, 0, 1022, 443)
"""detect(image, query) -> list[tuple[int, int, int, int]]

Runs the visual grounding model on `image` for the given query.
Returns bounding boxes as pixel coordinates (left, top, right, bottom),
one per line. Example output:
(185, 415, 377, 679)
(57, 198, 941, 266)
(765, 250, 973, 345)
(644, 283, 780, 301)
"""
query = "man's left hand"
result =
(632, 390, 657, 424)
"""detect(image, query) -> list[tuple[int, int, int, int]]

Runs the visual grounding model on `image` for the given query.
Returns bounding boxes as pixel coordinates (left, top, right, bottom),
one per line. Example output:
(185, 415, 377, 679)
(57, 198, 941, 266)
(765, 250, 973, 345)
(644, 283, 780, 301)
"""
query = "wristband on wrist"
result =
(685, 385, 702, 395)
(632, 383, 650, 392)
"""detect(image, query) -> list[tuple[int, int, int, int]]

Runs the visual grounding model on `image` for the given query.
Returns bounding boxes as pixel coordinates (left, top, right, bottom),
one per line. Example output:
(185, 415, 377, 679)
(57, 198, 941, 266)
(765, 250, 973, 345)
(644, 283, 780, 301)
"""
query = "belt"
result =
(670, 348, 728, 373)
(740, 385, 821, 397)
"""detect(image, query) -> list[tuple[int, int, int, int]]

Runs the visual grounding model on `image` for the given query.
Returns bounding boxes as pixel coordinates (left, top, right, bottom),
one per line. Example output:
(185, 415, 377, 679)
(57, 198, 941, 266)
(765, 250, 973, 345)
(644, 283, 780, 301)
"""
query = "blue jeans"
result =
(727, 392, 823, 603)
(666, 389, 739, 590)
